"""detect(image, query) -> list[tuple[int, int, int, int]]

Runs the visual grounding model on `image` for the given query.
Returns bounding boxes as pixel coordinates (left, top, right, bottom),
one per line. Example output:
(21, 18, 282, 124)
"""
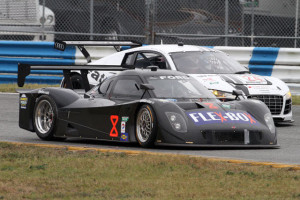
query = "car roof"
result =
(125, 44, 220, 54)
(117, 68, 188, 77)
(91, 44, 222, 66)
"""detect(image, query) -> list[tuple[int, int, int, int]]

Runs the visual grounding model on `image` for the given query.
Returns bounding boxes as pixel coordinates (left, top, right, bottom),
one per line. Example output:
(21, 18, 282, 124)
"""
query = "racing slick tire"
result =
(33, 95, 60, 141)
(136, 105, 158, 148)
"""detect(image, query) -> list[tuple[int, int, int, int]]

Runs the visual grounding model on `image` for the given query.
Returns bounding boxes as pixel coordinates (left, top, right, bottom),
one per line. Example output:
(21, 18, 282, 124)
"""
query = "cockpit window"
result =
(99, 77, 115, 95)
(111, 77, 143, 98)
(134, 52, 168, 69)
(146, 75, 216, 99)
(171, 51, 248, 74)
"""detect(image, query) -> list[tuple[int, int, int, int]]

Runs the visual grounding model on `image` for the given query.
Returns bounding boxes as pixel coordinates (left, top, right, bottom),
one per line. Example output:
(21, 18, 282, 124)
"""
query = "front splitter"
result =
(155, 142, 280, 149)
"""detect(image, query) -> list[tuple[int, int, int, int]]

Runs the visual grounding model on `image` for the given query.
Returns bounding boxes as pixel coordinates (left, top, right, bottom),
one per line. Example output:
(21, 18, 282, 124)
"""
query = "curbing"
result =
(2, 141, 300, 171)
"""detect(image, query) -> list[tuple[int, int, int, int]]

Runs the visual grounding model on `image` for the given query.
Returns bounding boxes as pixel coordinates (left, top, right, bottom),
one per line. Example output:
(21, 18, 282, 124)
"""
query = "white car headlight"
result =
(165, 112, 187, 133)
(285, 91, 292, 100)
(47, 15, 54, 24)
(40, 15, 54, 25)
(264, 113, 276, 134)
(211, 90, 236, 99)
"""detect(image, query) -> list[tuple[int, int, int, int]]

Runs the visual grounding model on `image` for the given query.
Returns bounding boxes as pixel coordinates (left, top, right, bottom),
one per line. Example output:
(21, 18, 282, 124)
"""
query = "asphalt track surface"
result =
(1, 93, 299, 165)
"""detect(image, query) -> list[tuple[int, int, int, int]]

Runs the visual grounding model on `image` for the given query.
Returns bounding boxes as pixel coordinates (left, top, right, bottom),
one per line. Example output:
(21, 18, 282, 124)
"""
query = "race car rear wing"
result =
(18, 63, 127, 92)
(54, 39, 142, 63)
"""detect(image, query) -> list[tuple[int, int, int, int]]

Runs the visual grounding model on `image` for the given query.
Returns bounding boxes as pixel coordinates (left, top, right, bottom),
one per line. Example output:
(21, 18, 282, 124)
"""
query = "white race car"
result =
(71, 43, 293, 123)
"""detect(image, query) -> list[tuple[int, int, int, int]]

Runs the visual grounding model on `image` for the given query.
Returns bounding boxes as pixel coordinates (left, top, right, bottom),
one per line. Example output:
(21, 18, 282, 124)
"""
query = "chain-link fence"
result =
(1, 0, 300, 47)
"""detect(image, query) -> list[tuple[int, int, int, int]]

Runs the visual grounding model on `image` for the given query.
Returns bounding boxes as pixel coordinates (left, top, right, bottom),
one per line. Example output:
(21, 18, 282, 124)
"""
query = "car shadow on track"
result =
(275, 123, 295, 127)
(56, 138, 279, 152)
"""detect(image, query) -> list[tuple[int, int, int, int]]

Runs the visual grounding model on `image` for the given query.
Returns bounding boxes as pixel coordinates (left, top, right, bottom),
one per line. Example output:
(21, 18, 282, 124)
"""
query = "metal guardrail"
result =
(214, 46, 300, 94)
(0, 41, 75, 84)
(1, 41, 300, 95)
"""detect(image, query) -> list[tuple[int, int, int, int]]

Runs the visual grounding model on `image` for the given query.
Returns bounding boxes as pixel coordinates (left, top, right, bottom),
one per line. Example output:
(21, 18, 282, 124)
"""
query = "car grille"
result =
(248, 95, 283, 115)
(284, 99, 292, 114)
(202, 130, 262, 145)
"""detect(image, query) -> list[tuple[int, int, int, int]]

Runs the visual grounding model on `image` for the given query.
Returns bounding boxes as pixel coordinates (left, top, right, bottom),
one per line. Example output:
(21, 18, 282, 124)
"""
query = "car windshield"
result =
(170, 51, 249, 74)
(146, 75, 217, 99)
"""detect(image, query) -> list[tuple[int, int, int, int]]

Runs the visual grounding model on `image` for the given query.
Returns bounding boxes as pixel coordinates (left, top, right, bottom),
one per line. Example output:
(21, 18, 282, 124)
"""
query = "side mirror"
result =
(140, 83, 154, 90)
(232, 90, 245, 100)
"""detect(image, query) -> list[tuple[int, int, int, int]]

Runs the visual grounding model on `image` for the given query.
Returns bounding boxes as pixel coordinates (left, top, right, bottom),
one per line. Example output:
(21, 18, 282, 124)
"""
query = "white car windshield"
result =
(146, 75, 216, 99)
(170, 51, 249, 74)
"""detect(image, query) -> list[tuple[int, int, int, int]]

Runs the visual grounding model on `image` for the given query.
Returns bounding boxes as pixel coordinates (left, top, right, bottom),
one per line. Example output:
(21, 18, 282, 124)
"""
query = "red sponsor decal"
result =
(204, 103, 218, 109)
(242, 75, 263, 82)
(110, 115, 119, 137)
(214, 112, 227, 123)
(243, 113, 256, 124)
(203, 77, 215, 82)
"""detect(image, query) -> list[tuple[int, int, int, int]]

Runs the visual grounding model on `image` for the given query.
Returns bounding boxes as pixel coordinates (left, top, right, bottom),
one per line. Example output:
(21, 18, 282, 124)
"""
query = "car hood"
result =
(189, 74, 289, 95)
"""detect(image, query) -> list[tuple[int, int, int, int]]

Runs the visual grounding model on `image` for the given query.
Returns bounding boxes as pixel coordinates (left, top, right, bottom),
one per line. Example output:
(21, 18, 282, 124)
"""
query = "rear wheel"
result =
(136, 105, 157, 147)
(33, 95, 58, 140)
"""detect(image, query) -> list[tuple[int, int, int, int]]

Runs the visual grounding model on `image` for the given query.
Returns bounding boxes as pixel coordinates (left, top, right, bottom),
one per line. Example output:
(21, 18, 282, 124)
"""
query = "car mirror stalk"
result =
(140, 84, 154, 99)
(232, 90, 245, 100)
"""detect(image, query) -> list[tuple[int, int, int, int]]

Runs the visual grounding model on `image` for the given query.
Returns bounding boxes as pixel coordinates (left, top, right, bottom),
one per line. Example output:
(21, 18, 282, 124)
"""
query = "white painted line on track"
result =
(0, 92, 18, 95)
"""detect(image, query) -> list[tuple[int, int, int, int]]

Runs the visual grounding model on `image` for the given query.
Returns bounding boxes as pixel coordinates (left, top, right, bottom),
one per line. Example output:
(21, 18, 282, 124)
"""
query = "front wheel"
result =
(136, 105, 157, 147)
(33, 95, 58, 140)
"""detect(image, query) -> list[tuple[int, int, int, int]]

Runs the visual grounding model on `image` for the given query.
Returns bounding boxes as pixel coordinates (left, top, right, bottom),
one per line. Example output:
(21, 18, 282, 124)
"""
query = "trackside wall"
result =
(0, 41, 75, 84)
(0, 41, 117, 85)
(0, 41, 299, 94)
(213, 46, 300, 94)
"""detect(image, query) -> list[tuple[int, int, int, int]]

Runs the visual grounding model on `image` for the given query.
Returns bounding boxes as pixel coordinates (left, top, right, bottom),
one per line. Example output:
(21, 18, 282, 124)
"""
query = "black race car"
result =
(18, 64, 278, 148)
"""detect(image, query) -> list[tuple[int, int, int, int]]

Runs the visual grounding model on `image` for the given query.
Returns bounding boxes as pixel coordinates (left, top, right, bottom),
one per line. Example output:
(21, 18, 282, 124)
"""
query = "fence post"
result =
(241, 2, 245, 46)
(250, 0, 255, 46)
(294, 0, 299, 48)
(89, 0, 94, 40)
(145, 0, 151, 44)
(225, 0, 229, 46)
(41, 0, 46, 41)
(151, 0, 155, 44)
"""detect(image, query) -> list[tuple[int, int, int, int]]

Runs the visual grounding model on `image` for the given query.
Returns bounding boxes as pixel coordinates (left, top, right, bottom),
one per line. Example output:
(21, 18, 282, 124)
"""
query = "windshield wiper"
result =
(235, 71, 250, 74)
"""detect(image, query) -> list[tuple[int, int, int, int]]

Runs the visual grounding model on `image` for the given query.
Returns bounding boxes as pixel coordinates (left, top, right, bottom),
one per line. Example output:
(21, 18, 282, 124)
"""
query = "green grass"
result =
(0, 142, 299, 199)
(0, 84, 60, 93)
(292, 96, 300, 105)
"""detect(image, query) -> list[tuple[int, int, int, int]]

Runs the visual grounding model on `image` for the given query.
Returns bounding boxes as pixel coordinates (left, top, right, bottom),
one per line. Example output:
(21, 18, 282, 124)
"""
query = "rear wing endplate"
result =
(18, 63, 127, 92)
(54, 39, 142, 63)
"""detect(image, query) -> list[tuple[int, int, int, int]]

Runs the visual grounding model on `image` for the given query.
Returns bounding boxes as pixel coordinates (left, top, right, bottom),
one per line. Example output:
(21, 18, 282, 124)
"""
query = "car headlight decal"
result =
(165, 112, 187, 133)
(264, 113, 276, 134)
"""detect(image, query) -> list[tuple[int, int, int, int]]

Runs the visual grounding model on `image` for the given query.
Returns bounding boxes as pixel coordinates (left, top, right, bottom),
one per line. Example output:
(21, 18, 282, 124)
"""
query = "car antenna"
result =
(161, 39, 163, 45)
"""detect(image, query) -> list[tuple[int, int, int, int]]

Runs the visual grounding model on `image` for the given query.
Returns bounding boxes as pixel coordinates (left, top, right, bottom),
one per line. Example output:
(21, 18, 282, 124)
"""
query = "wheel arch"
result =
(235, 99, 271, 123)
(19, 87, 80, 132)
